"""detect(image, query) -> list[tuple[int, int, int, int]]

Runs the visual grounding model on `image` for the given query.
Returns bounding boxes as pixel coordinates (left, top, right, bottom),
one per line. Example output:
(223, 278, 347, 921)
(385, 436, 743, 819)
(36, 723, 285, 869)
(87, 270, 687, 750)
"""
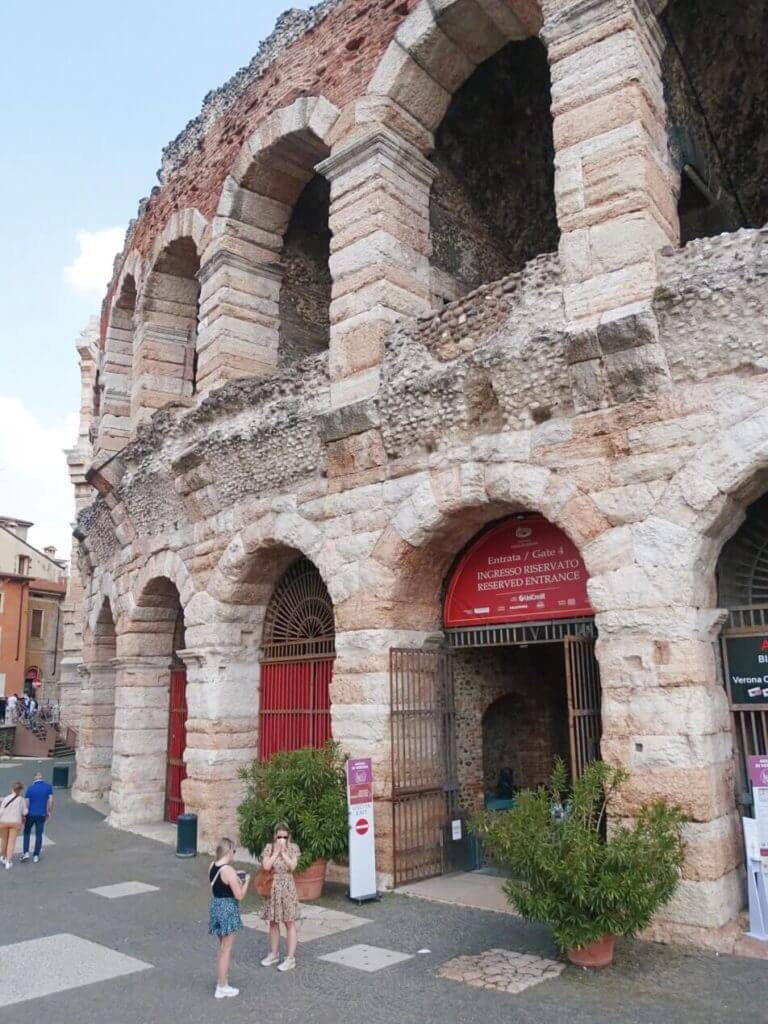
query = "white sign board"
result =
(346, 757, 377, 902)
(745, 756, 768, 941)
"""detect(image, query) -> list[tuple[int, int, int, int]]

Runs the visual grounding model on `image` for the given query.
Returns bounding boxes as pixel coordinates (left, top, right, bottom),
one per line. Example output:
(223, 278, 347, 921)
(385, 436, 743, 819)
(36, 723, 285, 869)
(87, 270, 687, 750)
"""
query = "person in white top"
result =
(0, 782, 26, 868)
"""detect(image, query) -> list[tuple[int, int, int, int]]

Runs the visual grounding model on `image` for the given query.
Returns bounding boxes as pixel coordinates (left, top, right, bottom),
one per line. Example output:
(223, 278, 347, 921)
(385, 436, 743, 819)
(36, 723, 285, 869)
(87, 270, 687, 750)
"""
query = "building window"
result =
(17, 555, 31, 576)
(30, 609, 43, 639)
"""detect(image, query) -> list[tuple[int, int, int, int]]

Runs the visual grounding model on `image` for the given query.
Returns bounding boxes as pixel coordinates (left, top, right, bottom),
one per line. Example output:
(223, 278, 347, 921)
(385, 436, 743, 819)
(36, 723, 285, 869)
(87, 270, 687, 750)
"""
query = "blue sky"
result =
(0, 0, 314, 555)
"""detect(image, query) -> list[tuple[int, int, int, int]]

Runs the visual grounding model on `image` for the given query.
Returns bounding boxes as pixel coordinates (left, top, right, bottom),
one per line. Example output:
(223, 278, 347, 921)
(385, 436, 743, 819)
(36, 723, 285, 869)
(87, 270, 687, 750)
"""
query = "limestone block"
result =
(367, 41, 451, 131)
(430, 0, 508, 65)
(484, 463, 550, 509)
(582, 525, 634, 574)
(110, 755, 165, 785)
(601, 731, 733, 772)
(589, 213, 671, 277)
(611, 763, 735, 823)
(592, 482, 667, 525)
(630, 517, 700, 571)
(656, 869, 743, 929)
(588, 565, 703, 611)
(470, 431, 532, 463)
(679, 813, 744, 883)
(602, 686, 730, 738)
(112, 729, 170, 757)
(395, 2, 476, 93)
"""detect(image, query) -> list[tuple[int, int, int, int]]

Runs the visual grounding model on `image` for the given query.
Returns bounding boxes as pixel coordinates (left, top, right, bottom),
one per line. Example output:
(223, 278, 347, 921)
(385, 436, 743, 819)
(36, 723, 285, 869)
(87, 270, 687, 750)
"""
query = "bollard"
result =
(52, 764, 70, 789)
(176, 812, 198, 858)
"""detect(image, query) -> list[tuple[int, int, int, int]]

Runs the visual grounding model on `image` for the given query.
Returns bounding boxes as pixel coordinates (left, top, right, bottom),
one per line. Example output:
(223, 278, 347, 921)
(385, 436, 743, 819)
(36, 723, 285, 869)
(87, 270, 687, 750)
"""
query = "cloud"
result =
(0, 397, 77, 560)
(64, 226, 125, 294)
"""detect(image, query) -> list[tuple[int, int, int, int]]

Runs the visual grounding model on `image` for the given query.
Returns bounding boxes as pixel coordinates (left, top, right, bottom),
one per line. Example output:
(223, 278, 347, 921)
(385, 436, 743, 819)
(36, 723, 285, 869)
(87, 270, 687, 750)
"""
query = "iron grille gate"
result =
(390, 648, 458, 887)
(564, 635, 603, 780)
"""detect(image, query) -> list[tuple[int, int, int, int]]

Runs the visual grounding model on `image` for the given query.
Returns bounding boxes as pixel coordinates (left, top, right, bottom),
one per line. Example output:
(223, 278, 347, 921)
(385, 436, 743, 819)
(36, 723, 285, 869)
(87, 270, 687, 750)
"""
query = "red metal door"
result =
(259, 656, 333, 761)
(165, 669, 188, 822)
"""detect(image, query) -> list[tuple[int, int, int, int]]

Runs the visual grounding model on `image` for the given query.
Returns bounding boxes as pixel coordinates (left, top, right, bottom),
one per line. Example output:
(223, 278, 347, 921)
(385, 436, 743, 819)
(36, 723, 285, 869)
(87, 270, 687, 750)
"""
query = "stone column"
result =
(331, 628, 435, 888)
(592, 578, 742, 938)
(108, 655, 173, 827)
(543, 0, 678, 324)
(72, 660, 116, 802)
(96, 313, 132, 452)
(318, 128, 436, 408)
(178, 647, 260, 852)
(131, 322, 194, 423)
(195, 248, 282, 395)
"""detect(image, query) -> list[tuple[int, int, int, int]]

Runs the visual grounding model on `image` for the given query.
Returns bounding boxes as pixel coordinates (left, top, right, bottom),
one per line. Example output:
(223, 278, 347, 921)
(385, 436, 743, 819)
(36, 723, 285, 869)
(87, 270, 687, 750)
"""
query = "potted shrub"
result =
(473, 759, 685, 967)
(238, 741, 348, 901)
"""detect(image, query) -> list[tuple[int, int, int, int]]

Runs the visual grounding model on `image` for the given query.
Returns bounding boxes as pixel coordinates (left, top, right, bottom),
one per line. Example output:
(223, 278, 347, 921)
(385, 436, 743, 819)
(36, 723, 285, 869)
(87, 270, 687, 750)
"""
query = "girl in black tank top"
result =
(207, 837, 251, 999)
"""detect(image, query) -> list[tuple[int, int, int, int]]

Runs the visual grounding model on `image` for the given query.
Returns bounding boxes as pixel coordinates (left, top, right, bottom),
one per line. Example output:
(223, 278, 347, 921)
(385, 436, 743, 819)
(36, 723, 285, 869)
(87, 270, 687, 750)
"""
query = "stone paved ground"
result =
(0, 791, 765, 1024)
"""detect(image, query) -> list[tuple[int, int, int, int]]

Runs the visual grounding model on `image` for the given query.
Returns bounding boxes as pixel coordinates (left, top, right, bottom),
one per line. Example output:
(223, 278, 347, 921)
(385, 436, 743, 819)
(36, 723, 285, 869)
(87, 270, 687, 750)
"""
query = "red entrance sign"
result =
(443, 515, 592, 628)
(355, 818, 369, 836)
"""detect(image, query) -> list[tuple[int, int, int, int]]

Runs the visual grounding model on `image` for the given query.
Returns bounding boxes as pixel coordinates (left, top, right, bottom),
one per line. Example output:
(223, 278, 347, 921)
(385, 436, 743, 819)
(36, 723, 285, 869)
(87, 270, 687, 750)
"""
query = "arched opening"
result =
(98, 274, 135, 450)
(135, 238, 201, 419)
(390, 513, 601, 885)
(429, 39, 559, 302)
(109, 577, 187, 825)
(661, 0, 768, 244)
(717, 491, 768, 808)
(222, 123, 333, 373)
(279, 173, 331, 364)
(259, 556, 335, 760)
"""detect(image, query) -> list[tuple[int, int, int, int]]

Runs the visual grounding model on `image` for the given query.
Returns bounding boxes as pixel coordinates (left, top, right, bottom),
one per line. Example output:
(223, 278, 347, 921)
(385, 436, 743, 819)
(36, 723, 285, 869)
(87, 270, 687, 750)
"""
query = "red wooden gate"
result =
(165, 669, 188, 822)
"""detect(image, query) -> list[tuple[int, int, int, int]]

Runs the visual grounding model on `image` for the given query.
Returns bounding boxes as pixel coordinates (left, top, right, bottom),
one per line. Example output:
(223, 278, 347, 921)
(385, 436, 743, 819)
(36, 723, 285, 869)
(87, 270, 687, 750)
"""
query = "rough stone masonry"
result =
(61, 0, 768, 960)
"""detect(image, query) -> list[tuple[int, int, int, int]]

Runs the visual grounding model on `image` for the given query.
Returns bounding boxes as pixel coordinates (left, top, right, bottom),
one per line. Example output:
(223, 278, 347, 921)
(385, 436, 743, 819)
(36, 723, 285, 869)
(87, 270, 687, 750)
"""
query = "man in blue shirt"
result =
(22, 772, 54, 863)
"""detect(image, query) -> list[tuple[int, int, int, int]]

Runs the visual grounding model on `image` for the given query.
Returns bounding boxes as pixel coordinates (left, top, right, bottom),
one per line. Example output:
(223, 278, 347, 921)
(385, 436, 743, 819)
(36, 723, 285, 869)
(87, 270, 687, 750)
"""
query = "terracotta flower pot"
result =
(566, 934, 615, 968)
(294, 858, 328, 901)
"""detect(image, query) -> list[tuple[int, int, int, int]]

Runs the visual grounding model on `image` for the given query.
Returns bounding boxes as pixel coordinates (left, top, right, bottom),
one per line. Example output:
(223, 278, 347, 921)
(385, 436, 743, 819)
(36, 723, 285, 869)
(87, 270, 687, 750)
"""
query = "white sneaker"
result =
(260, 953, 280, 967)
(277, 957, 296, 972)
(33, 856, 39, 863)
(4, 861, 10, 870)
(214, 985, 239, 999)
(0, 856, 5, 865)
(20, 853, 29, 862)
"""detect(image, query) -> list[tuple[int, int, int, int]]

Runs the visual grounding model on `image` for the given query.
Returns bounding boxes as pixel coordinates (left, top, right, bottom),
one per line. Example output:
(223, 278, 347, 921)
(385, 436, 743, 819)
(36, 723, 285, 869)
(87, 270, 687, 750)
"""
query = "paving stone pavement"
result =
(439, 947, 564, 993)
(0, 791, 765, 1024)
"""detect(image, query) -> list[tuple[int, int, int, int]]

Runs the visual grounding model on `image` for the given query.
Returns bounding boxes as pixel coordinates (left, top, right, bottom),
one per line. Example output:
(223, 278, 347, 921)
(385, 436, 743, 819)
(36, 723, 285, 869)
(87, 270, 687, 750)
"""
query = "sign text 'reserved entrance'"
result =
(443, 515, 592, 628)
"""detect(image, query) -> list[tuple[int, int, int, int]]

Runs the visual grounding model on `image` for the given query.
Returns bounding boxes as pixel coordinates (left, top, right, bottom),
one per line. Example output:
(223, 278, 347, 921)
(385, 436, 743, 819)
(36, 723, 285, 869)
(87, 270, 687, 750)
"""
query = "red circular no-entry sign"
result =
(355, 818, 369, 836)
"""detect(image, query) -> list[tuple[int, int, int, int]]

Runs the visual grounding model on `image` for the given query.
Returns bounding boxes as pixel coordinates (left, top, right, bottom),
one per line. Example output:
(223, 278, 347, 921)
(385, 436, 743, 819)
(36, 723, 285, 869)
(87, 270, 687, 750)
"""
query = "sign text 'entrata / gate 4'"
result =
(443, 515, 592, 628)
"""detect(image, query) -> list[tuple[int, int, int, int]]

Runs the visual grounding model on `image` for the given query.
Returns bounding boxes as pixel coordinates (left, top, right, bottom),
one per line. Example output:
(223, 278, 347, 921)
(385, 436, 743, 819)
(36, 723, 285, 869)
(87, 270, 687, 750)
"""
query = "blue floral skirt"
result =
(209, 896, 242, 936)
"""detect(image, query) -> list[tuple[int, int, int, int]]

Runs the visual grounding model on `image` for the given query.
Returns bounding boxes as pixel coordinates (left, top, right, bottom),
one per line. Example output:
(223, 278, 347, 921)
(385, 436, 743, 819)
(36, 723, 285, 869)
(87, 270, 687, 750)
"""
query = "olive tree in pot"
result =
(473, 760, 686, 967)
(238, 741, 348, 901)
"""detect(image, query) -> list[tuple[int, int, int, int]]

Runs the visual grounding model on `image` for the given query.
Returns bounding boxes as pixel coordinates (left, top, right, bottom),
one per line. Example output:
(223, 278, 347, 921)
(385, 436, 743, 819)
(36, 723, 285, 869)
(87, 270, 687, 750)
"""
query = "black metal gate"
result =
(564, 635, 603, 779)
(390, 648, 458, 886)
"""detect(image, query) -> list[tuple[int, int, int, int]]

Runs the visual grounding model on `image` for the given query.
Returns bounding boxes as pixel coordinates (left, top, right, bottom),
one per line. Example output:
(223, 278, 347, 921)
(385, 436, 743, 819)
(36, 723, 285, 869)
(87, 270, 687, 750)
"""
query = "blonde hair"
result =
(12, 781, 23, 795)
(272, 821, 291, 841)
(215, 837, 236, 859)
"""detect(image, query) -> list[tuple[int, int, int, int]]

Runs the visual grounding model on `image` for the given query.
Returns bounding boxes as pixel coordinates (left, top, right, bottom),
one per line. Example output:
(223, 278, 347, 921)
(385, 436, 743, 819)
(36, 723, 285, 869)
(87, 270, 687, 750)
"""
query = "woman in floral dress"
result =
(259, 822, 301, 971)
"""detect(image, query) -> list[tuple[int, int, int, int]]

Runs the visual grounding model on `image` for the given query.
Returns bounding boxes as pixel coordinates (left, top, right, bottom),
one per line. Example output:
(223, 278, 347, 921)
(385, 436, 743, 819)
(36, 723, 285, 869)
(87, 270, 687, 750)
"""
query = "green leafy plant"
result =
(238, 741, 348, 873)
(472, 759, 686, 952)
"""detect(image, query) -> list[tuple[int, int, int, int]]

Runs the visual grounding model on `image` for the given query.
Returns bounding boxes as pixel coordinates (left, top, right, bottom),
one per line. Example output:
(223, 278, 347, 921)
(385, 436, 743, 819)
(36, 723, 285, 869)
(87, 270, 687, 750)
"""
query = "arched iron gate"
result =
(259, 557, 334, 760)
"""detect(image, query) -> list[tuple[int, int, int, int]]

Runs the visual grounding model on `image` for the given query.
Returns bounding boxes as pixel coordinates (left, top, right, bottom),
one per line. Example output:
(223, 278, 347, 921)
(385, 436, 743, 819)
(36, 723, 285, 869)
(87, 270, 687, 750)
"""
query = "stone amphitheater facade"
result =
(63, 0, 768, 956)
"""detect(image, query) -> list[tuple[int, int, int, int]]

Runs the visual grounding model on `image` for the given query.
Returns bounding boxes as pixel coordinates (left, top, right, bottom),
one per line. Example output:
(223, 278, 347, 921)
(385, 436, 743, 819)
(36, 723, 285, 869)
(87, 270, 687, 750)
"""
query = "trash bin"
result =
(52, 764, 70, 788)
(176, 813, 198, 858)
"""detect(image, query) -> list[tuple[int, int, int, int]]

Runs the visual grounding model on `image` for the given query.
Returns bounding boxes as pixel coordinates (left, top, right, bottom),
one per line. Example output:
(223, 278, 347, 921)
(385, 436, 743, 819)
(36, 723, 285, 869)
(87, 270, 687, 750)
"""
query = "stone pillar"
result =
(131, 322, 194, 423)
(179, 647, 260, 852)
(72, 660, 116, 802)
(108, 655, 172, 827)
(592, 581, 742, 937)
(196, 248, 282, 395)
(543, 0, 679, 324)
(318, 128, 436, 408)
(331, 628, 434, 887)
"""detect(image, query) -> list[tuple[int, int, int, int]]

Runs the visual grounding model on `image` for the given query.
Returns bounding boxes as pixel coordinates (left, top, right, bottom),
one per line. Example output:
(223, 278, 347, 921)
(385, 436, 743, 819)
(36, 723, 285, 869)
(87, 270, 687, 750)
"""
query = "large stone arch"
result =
(197, 97, 340, 393)
(367, 0, 542, 136)
(361, 461, 608, 633)
(132, 209, 210, 423)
